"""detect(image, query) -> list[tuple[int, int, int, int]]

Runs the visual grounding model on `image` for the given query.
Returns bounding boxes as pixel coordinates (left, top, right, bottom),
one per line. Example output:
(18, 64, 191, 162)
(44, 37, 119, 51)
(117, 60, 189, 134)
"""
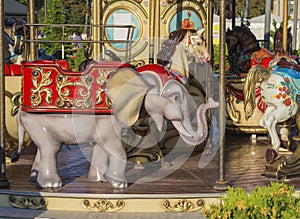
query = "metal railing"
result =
(23, 23, 135, 62)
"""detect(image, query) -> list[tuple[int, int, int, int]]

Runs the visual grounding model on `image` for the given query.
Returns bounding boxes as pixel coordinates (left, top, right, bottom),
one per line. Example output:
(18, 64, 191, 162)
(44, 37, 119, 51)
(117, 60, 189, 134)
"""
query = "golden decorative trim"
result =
(81, 199, 125, 212)
(56, 74, 73, 108)
(129, 59, 145, 68)
(9, 195, 47, 209)
(226, 95, 240, 123)
(5, 91, 22, 116)
(96, 69, 113, 107)
(30, 68, 53, 107)
(162, 199, 204, 212)
(75, 75, 93, 108)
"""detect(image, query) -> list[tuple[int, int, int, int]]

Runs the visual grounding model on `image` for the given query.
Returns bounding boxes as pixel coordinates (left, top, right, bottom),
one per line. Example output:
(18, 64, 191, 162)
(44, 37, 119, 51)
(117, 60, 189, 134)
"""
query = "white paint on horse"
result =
(244, 56, 300, 162)
(170, 29, 210, 79)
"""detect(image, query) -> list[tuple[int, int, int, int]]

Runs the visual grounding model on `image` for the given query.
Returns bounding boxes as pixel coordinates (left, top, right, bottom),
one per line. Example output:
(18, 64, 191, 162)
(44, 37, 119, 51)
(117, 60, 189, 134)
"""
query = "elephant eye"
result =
(173, 94, 180, 101)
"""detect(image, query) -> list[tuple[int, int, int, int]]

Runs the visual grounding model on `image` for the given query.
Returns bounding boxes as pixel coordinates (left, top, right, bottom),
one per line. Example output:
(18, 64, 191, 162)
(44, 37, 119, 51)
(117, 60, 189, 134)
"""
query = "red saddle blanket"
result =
(250, 48, 274, 69)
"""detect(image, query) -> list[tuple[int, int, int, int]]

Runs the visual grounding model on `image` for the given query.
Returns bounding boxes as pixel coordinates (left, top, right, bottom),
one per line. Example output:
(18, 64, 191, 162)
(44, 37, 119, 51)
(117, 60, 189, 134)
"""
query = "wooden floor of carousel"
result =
(2, 131, 300, 218)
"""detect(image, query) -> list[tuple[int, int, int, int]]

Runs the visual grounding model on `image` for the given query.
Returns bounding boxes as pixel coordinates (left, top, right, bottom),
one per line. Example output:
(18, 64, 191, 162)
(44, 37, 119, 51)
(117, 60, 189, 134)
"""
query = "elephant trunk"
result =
(172, 97, 218, 145)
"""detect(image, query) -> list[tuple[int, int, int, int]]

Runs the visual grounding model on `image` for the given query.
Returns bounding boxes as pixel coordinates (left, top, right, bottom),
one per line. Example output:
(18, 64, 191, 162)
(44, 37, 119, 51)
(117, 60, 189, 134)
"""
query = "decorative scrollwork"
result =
(30, 68, 53, 107)
(96, 69, 113, 85)
(75, 75, 93, 108)
(130, 59, 145, 68)
(81, 199, 125, 212)
(162, 199, 205, 212)
(5, 91, 22, 116)
(9, 195, 47, 209)
(56, 74, 74, 108)
(226, 95, 241, 123)
(96, 69, 113, 107)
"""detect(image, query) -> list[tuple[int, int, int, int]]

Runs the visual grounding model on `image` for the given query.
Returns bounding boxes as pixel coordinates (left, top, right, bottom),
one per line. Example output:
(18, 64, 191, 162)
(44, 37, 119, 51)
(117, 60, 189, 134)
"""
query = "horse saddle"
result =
(252, 48, 274, 63)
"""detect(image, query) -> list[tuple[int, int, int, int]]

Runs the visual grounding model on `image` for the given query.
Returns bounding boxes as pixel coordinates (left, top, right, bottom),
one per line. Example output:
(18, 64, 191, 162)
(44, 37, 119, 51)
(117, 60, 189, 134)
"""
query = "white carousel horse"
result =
(244, 54, 300, 163)
(157, 28, 210, 80)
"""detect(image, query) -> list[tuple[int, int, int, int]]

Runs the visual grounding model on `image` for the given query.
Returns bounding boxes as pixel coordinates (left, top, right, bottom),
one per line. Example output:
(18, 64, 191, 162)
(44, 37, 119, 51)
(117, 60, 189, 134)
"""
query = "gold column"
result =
(149, 0, 156, 63)
(91, 0, 101, 61)
(0, 0, 10, 188)
(28, 0, 36, 60)
(282, 0, 288, 52)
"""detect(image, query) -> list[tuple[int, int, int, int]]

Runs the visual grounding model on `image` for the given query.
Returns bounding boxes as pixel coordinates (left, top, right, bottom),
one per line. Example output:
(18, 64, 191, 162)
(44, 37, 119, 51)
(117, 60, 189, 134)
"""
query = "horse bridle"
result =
(185, 30, 204, 57)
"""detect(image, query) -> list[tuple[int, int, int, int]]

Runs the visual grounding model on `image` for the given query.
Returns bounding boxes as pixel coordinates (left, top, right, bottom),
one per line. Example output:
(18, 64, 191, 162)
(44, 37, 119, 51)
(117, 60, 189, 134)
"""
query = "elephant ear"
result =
(104, 68, 149, 127)
(139, 71, 164, 131)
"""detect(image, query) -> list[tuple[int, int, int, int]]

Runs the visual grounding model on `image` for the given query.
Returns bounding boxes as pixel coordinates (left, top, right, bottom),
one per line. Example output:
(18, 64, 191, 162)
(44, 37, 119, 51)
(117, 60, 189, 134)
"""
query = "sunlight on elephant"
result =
(13, 68, 218, 189)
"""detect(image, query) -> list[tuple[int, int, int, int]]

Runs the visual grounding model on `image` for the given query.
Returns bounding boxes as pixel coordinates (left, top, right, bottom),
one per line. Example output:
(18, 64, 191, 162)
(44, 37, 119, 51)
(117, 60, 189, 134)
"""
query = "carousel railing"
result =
(23, 23, 135, 63)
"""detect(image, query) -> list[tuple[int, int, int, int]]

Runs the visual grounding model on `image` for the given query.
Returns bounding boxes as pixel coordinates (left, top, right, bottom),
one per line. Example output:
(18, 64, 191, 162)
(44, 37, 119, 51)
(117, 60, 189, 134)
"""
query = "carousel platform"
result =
(1, 132, 299, 218)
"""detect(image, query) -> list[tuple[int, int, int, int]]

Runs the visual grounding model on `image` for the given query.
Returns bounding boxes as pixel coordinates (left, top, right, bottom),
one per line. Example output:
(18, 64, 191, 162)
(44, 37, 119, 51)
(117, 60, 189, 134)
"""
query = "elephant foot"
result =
(37, 174, 63, 188)
(266, 148, 278, 163)
(88, 171, 107, 182)
(105, 175, 127, 189)
(109, 180, 128, 189)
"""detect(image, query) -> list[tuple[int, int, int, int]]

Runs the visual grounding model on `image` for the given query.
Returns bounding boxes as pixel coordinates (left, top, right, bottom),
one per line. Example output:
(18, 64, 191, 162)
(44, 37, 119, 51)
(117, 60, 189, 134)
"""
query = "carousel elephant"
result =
(14, 68, 218, 189)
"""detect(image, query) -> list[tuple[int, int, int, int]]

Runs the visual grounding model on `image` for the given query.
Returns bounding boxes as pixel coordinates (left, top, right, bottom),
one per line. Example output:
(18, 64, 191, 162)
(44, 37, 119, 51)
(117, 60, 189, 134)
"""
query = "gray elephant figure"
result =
(14, 67, 218, 188)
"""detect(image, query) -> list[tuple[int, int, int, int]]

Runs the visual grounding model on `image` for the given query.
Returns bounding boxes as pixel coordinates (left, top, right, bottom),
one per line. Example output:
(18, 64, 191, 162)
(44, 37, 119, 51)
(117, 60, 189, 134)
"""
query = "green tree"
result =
(215, 0, 266, 19)
(38, 0, 66, 54)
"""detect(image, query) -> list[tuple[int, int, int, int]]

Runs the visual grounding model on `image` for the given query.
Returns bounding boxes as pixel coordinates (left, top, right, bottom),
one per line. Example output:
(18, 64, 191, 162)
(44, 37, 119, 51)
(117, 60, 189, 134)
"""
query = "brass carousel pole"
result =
(292, 0, 298, 50)
(282, 0, 288, 52)
(91, 0, 101, 61)
(0, 0, 10, 188)
(149, 0, 156, 63)
(214, 0, 227, 190)
(28, 0, 36, 60)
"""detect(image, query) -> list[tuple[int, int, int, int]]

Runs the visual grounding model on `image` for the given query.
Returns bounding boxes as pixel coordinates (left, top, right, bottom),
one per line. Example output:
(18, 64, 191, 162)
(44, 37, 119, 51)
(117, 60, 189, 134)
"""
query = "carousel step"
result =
(0, 206, 207, 219)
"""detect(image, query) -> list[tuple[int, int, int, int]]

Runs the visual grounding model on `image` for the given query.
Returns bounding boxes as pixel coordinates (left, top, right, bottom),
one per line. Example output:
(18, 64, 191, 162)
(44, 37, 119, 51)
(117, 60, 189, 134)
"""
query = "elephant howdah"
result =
(21, 60, 131, 114)
(21, 60, 184, 114)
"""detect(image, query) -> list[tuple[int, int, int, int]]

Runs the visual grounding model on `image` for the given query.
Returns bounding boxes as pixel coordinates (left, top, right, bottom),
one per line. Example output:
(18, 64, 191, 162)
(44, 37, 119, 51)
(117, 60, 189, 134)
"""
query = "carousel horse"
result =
(226, 26, 294, 73)
(244, 54, 300, 163)
(4, 20, 26, 64)
(157, 28, 210, 79)
(226, 26, 263, 72)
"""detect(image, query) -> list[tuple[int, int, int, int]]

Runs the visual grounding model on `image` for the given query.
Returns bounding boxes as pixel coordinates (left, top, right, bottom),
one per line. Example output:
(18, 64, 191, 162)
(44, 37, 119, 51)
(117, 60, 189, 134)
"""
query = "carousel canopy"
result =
(4, 0, 27, 17)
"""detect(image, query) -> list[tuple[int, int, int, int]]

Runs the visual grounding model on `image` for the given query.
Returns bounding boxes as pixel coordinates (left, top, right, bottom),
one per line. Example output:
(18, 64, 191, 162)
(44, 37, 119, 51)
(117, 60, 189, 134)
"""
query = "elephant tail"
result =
(10, 110, 25, 162)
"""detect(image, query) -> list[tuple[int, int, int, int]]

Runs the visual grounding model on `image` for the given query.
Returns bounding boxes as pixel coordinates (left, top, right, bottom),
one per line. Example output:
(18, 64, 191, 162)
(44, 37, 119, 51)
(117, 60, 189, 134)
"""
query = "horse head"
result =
(226, 28, 239, 56)
(185, 29, 211, 64)
(157, 28, 210, 66)
(157, 28, 210, 79)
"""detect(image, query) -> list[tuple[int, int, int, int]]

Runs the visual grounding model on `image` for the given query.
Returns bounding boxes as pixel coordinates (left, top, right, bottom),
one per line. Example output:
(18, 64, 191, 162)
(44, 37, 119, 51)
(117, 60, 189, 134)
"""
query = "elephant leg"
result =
(94, 122, 127, 188)
(34, 140, 62, 188)
(88, 144, 108, 182)
(105, 147, 128, 188)
(29, 148, 40, 182)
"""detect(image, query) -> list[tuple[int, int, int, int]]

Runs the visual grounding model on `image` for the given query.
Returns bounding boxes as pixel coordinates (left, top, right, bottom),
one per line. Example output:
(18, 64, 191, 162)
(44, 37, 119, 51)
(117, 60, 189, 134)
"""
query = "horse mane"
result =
(231, 26, 258, 43)
(157, 29, 196, 66)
